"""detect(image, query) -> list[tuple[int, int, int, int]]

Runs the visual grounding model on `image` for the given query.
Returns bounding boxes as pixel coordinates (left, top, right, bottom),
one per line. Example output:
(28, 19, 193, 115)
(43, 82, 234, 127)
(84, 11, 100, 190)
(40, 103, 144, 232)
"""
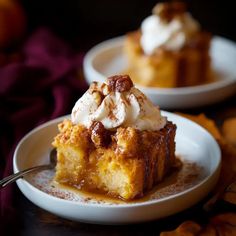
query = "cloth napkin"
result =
(0, 28, 87, 228)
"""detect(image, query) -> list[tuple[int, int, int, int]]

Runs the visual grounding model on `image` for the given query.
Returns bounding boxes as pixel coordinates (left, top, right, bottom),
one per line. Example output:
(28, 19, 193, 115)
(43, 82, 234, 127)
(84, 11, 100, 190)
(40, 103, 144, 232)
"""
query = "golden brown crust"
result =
(52, 119, 176, 200)
(53, 119, 91, 150)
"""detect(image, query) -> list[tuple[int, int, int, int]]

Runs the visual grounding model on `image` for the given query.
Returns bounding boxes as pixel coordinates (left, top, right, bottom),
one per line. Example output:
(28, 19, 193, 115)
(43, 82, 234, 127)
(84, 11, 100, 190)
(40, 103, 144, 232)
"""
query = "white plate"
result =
(83, 36, 236, 109)
(14, 112, 221, 224)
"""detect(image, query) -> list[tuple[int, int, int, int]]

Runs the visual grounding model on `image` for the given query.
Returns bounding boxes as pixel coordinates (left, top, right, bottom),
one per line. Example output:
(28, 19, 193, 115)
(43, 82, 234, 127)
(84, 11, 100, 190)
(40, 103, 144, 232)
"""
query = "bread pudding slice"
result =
(52, 75, 177, 200)
(52, 119, 176, 200)
(124, 2, 212, 88)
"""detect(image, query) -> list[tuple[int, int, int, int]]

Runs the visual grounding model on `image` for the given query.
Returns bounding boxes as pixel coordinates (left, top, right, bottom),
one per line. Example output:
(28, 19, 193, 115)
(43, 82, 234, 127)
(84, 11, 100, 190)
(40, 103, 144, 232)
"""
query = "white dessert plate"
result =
(83, 36, 236, 109)
(13, 112, 221, 224)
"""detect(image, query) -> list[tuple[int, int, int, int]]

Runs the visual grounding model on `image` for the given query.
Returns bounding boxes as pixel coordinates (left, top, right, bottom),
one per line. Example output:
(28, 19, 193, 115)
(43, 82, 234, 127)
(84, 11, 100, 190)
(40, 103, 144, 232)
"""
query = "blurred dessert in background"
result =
(52, 75, 177, 200)
(124, 2, 212, 88)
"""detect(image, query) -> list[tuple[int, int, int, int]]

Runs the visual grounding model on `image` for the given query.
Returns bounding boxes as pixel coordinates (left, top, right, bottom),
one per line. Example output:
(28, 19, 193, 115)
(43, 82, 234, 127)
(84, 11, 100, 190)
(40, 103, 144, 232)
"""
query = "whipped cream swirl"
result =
(71, 80, 166, 131)
(140, 11, 200, 54)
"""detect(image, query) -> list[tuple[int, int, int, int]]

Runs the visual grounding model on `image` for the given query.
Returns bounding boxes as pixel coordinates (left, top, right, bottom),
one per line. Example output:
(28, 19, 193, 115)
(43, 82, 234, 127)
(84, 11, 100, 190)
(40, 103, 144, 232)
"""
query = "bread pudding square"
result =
(53, 120, 176, 200)
(124, 2, 212, 88)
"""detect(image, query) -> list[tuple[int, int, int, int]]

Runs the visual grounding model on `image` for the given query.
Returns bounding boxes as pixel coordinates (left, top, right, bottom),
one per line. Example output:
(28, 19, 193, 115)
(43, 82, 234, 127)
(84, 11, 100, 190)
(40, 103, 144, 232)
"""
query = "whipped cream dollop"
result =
(71, 76, 166, 131)
(140, 4, 200, 55)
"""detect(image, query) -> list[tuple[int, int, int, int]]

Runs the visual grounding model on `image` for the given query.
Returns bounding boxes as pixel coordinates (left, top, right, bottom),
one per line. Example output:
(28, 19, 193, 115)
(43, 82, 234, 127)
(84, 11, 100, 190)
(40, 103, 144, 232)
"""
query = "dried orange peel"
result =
(222, 117, 236, 147)
(161, 213, 236, 235)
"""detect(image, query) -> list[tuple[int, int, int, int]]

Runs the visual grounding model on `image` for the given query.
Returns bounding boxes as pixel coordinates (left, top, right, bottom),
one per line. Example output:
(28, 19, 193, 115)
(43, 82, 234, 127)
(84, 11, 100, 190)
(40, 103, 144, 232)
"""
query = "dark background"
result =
(1, 1, 236, 234)
(21, 0, 236, 51)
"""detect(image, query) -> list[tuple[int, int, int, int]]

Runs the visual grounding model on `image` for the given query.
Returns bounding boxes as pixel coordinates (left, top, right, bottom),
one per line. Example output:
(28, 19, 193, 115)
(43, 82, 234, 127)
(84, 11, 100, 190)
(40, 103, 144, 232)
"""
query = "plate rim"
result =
(13, 112, 221, 209)
(83, 35, 236, 95)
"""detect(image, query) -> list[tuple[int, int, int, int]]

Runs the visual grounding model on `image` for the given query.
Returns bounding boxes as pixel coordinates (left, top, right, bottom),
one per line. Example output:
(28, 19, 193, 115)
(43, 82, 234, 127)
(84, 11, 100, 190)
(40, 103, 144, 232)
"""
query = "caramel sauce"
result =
(46, 157, 206, 204)
(52, 181, 124, 204)
(52, 168, 181, 204)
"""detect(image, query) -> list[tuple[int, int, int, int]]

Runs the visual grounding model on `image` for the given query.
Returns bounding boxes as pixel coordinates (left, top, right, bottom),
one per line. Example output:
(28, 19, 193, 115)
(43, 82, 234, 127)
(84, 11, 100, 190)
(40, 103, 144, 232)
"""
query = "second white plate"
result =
(83, 36, 236, 109)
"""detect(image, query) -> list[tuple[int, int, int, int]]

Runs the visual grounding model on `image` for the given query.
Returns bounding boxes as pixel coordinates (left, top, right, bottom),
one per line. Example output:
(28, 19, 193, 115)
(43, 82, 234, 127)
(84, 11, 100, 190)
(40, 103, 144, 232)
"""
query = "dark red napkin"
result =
(0, 28, 87, 227)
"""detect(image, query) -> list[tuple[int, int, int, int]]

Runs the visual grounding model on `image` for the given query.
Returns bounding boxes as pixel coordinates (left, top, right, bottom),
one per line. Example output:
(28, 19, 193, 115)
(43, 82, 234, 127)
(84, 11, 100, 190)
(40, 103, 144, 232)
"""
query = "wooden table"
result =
(9, 94, 236, 235)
